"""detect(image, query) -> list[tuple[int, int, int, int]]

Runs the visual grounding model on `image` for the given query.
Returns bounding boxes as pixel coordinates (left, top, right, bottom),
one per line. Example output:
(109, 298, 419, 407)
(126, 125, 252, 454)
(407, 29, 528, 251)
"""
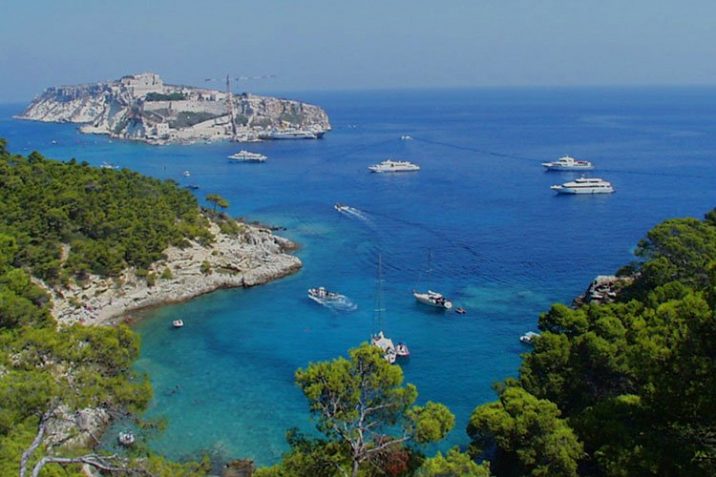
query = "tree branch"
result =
(19, 407, 56, 477)
(31, 453, 136, 477)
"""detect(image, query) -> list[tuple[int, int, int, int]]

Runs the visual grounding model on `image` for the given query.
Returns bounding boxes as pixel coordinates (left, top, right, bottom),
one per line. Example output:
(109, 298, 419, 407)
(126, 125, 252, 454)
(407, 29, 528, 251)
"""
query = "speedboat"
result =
(334, 203, 350, 212)
(520, 331, 540, 344)
(550, 177, 614, 194)
(371, 331, 397, 364)
(413, 290, 453, 310)
(395, 342, 410, 358)
(228, 150, 267, 162)
(172, 320, 184, 328)
(118, 431, 135, 446)
(542, 155, 594, 171)
(368, 159, 420, 173)
(308, 287, 342, 302)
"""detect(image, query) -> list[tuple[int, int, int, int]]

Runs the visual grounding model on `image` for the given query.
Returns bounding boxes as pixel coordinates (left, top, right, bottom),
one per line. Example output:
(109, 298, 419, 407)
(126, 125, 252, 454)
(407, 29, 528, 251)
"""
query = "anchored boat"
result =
(550, 177, 614, 194)
(368, 159, 420, 173)
(228, 150, 267, 162)
(542, 155, 594, 171)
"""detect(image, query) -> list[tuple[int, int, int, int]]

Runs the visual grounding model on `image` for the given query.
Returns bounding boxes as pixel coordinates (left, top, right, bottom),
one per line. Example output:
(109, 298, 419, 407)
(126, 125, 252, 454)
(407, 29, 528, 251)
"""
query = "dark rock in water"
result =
(222, 459, 254, 477)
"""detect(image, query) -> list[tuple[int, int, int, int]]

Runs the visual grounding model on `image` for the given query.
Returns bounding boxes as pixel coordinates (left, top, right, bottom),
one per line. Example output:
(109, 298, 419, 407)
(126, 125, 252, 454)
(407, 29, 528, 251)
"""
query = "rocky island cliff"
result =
(20, 72, 331, 144)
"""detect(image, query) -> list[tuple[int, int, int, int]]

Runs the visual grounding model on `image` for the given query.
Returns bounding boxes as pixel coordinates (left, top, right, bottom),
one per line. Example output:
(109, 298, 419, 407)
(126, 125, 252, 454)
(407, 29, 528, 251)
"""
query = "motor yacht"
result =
(550, 177, 614, 194)
(542, 155, 594, 171)
(368, 159, 420, 173)
(228, 150, 267, 162)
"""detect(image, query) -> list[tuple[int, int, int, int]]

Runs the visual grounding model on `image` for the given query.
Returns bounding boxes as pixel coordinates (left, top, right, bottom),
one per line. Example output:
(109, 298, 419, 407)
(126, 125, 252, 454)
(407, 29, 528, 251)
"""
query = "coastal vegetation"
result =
(0, 141, 212, 284)
(0, 139, 209, 475)
(466, 208, 716, 477)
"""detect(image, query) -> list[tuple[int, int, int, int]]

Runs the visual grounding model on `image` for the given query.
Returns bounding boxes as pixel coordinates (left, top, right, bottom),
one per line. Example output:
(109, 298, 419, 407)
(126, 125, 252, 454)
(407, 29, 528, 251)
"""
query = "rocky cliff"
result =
(43, 222, 302, 326)
(20, 73, 331, 144)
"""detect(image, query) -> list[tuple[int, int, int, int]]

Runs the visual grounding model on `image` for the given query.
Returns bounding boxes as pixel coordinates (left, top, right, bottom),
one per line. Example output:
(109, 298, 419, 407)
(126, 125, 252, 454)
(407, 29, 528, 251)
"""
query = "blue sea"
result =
(2, 87, 716, 465)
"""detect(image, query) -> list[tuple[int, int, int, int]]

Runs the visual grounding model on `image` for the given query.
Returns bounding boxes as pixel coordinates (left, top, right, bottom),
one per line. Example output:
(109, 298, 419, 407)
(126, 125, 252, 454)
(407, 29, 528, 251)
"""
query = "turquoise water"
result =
(3, 87, 716, 464)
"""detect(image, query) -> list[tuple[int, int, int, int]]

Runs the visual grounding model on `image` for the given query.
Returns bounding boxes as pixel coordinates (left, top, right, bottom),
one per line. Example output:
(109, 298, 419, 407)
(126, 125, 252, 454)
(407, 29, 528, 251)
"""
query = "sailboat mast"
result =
(373, 254, 386, 333)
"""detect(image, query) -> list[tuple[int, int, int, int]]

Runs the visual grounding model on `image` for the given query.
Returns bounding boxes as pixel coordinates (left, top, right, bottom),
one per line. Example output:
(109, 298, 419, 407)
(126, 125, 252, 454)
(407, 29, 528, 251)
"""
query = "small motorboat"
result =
(308, 287, 341, 301)
(118, 431, 135, 447)
(172, 320, 184, 328)
(184, 184, 199, 190)
(182, 170, 191, 177)
(413, 290, 453, 310)
(455, 307, 467, 315)
(520, 331, 540, 345)
(334, 203, 349, 212)
(395, 342, 410, 358)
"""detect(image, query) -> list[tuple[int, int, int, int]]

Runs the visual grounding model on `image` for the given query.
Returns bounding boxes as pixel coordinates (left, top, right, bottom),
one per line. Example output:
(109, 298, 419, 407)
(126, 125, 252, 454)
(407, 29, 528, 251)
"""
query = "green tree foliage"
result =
(468, 385, 582, 477)
(415, 448, 490, 477)
(0, 140, 208, 476)
(479, 208, 716, 477)
(267, 344, 455, 477)
(206, 193, 229, 214)
(0, 144, 212, 283)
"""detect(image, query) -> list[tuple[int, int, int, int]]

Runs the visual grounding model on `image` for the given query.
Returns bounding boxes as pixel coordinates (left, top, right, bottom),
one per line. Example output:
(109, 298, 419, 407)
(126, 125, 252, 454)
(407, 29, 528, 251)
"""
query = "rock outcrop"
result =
(20, 73, 331, 144)
(43, 222, 302, 326)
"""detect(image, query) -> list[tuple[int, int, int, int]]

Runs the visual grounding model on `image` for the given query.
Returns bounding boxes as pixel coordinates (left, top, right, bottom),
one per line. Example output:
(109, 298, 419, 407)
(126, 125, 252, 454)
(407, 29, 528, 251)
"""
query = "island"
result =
(19, 72, 331, 144)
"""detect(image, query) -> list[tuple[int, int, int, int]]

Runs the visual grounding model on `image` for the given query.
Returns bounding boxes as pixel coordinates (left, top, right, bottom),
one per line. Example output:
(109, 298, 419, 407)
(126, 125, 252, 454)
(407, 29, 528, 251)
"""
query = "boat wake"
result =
(308, 294, 358, 312)
(336, 206, 375, 227)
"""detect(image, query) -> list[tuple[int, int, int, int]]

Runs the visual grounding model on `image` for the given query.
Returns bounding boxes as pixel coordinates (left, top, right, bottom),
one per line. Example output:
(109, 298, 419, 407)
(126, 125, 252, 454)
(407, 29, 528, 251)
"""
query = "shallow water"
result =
(2, 87, 716, 464)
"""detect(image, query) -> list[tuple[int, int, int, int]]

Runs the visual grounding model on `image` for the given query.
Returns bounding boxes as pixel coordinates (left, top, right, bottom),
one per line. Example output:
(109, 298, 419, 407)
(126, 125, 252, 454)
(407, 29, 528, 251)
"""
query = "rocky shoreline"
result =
(42, 222, 301, 327)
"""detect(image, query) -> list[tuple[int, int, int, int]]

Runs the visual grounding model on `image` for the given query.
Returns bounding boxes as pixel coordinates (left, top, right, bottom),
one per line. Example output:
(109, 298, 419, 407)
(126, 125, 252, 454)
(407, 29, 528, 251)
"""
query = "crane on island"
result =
(201, 74, 277, 141)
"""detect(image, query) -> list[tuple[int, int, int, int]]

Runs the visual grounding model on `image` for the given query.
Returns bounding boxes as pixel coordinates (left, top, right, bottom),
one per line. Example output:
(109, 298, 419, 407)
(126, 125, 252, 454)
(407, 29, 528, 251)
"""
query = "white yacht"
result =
(368, 159, 420, 173)
(228, 150, 267, 162)
(413, 290, 453, 310)
(550, 177, 614, 194)
(172, 319, 184, 328)
(542, 156, 594, 171)
(371, 331, 397, 364)
(334, 203, 350, 212)
(100, 162, 119, 170)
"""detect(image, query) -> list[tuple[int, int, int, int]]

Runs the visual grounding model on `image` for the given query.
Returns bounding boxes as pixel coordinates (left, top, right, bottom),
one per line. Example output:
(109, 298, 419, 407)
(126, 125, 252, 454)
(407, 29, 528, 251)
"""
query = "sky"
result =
(1, 0, 715, 102)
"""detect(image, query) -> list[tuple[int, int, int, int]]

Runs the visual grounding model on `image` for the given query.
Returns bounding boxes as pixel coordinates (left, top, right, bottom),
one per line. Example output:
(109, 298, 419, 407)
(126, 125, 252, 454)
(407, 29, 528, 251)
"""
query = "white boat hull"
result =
(552, 186, 614, 194)
(413, 291, 453, 310)
(543, 164, 594, 171)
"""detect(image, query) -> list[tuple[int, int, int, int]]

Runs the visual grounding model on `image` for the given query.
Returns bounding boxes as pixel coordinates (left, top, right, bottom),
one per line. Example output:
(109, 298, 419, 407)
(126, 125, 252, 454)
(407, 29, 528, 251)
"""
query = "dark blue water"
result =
(2, 87, 716, 464)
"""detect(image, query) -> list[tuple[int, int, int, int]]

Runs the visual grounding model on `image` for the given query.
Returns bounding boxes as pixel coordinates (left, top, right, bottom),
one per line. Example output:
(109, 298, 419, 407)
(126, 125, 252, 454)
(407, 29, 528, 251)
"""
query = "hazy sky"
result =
(1, 0, 715, 102)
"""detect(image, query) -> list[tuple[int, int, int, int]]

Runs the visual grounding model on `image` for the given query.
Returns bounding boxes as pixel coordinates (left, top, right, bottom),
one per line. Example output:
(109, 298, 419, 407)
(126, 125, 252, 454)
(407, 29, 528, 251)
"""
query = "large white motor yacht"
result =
(542, 156, 594, 171)
(413, 290, 453, 310)
(550, 177, 614, 194)
(368, 159, 420, 173)
(228, 150, 267, 162)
